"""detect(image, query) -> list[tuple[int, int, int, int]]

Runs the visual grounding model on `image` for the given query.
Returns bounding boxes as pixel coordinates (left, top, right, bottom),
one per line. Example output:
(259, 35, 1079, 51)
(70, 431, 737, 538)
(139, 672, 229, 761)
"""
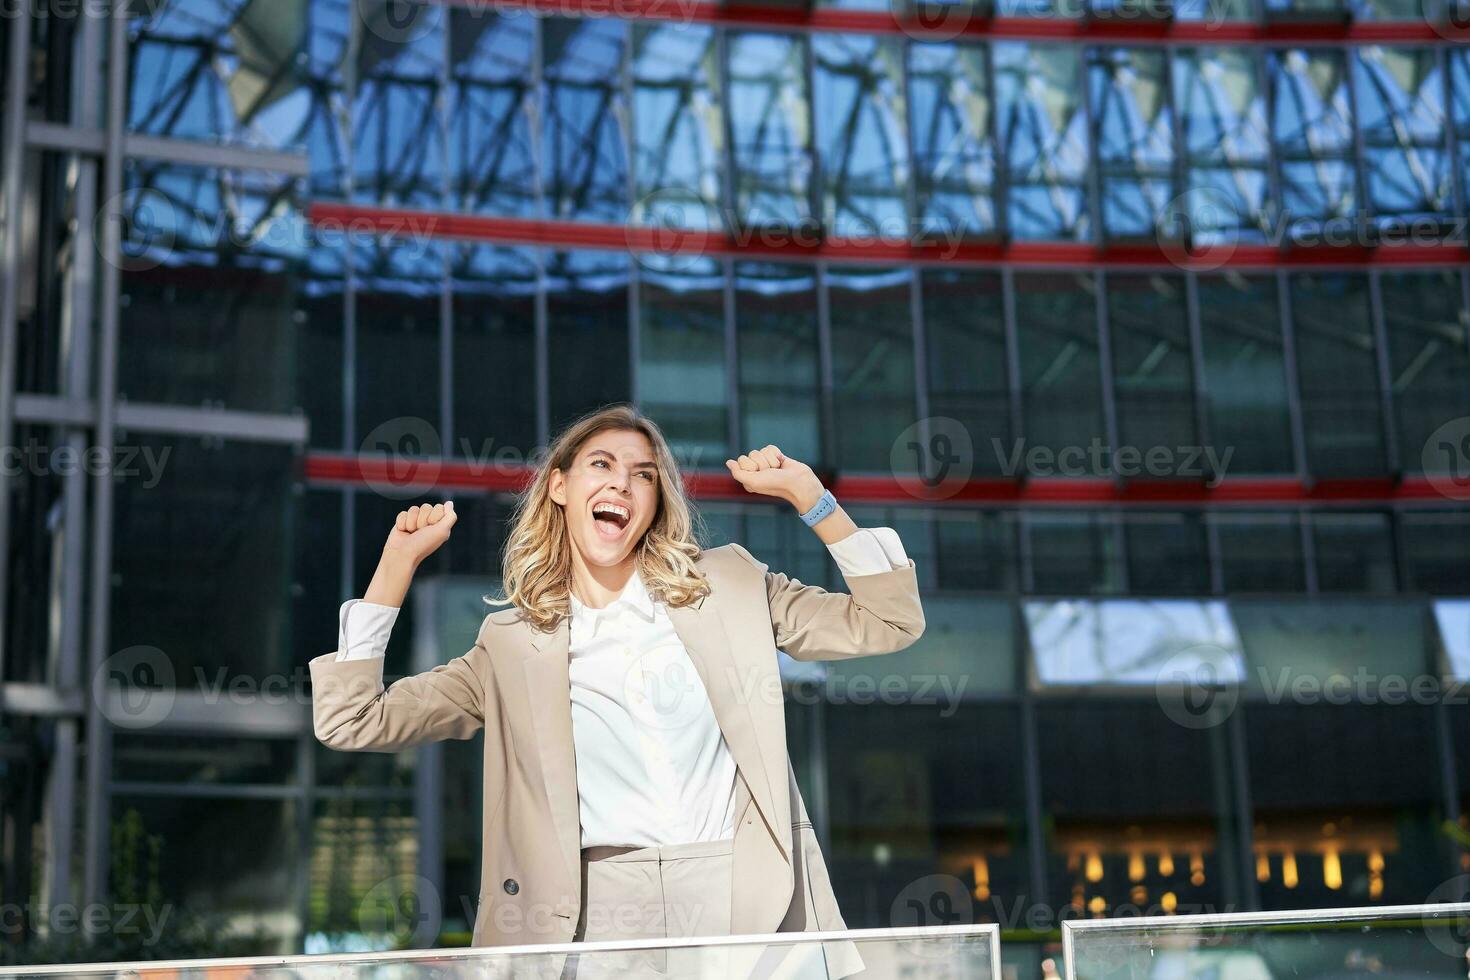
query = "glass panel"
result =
(1066, 906, 1470, 980)
(1196, 273, 1295, 475)
(1174, 48, 1273, 244)
(1453, 52, 1470, 218)
(545, 249, 631, 434)
(111, 436, 294, 689)
(308, 795, 419, 949)
(111, 796, 300, 953)
(450, 245, 538, 464)
(305, 0, 350, 199)
(1404, 511, 1470, 594)
(935, 509, 1019, 592)
(1270, 49, 1357, 238)
(1289, 272, 1387, 476)
(921, 268, 1011, 477)
(1013, 272, 1104, 471)
(813, 34, 909, 239)
(1027, 512, 1122, 595)
(995, 42, 1088, 241)
(826, 699, 1030, 927)
(909, 41, 997, 240)
(118, 165, 307, 415)
(1039, 701, 1231, 918)
(542, 17, 628, 223)
(734, 262, 822, 466)
(352, 239, 445, 448)
(447, 9, 536, 218)
(638, 258, 729, 465)
(1089, 48, 1174, 240)
(293, 489, 342, 675)
(351, 1, 445, 208)
(127, 0, 311, 150)
(1233, 597, 1429, 692)
(728, 32, 815, 231)
(1026, 598, 1245, 685)
(829, 595, 1016, 695)
(1355, 47, 1451, 225)
(1106, 273, 1197, 464)
(1211, 511, 1306, 593)
(1244, 702, 1445, 907)
(631, 24, 722, 232)
(1311, 511, 1398, 592)
(826, 266, 917, 473)
(1124, 511, 1210, 595)
(1432, 598, 1470, 679)
(1382, 271, 1470, 476)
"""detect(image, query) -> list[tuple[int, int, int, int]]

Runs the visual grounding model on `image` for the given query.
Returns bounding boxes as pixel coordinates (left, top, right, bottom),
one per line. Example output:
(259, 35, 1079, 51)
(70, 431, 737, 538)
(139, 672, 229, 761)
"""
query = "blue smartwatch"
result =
(798, 488, 837, 527)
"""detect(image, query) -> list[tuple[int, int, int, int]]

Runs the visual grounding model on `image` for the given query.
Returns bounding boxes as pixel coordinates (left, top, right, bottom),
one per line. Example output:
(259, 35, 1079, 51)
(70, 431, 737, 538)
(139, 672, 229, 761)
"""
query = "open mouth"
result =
(591, 503, 631, 540)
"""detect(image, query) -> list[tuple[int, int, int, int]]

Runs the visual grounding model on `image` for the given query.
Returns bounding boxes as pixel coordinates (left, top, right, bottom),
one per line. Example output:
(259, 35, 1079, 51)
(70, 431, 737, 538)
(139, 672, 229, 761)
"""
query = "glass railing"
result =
(0, 923, 1001, 979)
(1064, 902, 1470, 980)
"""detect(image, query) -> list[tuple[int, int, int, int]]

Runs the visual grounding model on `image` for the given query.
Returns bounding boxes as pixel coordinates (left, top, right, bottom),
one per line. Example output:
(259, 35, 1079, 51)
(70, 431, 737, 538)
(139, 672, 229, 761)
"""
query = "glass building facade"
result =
(3, 0, 1470, 963)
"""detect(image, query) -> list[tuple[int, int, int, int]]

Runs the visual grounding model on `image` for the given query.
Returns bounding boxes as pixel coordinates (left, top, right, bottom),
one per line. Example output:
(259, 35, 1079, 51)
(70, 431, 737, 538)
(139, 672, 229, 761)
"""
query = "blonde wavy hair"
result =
(484, 403, 713, 633)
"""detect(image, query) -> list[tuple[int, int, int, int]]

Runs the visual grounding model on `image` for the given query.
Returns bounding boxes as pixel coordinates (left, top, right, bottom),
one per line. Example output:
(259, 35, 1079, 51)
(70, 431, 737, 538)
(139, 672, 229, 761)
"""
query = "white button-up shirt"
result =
(335, 527, 912, 847)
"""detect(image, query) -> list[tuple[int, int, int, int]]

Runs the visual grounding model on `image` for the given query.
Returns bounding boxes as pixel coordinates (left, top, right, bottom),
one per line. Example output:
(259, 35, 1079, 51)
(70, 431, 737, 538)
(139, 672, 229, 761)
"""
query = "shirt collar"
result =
(569, 567, 657, 638)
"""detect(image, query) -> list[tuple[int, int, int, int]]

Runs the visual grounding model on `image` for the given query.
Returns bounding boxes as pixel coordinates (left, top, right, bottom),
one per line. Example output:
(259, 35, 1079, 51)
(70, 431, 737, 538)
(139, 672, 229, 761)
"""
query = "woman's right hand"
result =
(383, 500, 457, 567)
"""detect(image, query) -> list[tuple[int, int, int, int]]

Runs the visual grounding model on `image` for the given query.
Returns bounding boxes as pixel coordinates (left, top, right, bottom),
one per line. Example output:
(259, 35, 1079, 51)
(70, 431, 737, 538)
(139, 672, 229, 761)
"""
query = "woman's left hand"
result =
(725, 445, 826, 511)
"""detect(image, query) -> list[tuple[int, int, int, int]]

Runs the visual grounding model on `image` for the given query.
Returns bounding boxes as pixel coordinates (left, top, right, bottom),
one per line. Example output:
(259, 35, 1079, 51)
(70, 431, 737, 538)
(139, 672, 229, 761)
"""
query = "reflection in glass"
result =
(728, 32, 815, 231)
(1453, 52, 1470, 219)
(1174, 48, 1272, 243)
(1270, 49, 1357, 236)
(638, 258, 729, 464)
(1124, 511, 1209, 595)
(1211, 511, 1306, 592)
(826, 266, 918, 472)
(734, 262, 822, 465)
(1403, 511, 1470, 595)
(1089, 48, 1174, 240)
(1027, 511, 1121, 595)
(546, 249, 631, 433)
(996, 43, 1089, 240)
(450, 245, 538, 461)
(1289, 273, 1386, 476)
(119, 165, 307, 415)
(909, 42, 996, 240)
(352, 0, 446, 207)
(1196, 273, 1294, 475)
(813, 34, 909, 239)
(128, 0, 311, 150)
(1014, 272, 1104, 469)
(1381, 271, 1470, 475)
(631, 24, 722, 232)
(1106, 273, 1196, 461)
(1354, 47, 1450, 225)
(1026, 598, 1244, 685)
(921, 268, 1010, 476)
(1038, 701, 1227, 918)
(1311, 511, 1397, 592)
(448, 10, 536, 217)
(111, 436, 294, 688)
(542, 17, 628, 222)
(352, 239, 445, 442)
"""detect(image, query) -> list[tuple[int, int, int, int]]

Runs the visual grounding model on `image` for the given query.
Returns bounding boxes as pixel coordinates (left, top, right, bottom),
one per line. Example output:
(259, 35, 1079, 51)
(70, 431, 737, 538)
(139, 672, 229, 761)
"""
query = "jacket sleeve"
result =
(308, 616, 493, 751)
(726, 539, 926, 662)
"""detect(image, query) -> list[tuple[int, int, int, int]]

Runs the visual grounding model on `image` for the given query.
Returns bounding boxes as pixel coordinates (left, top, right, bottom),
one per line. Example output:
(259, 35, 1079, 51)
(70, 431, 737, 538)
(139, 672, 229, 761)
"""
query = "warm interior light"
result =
(1283, 852, 1299, 888)
(1323, 848, 1342, 890)
(1129, 851, 1145, 882)
(974, 857, 991, 901)
(1256, 852, 1271, 882)
(1085, 851, 1104, 883)
(1158, 852, 1175, 877)
(1088, 895, 1107, 915)
(1190, 850, 1205, 887)
(1161, 891, 1178, 913)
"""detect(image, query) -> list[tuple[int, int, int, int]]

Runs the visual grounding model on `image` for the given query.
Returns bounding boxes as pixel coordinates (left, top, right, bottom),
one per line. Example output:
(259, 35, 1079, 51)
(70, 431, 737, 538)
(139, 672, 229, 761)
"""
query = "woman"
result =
(309, 403, 926, 978)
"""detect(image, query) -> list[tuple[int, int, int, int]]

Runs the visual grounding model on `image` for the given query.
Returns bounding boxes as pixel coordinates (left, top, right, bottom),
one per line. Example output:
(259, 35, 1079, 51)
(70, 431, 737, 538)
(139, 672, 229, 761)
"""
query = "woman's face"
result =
(550, 429, 660, 567)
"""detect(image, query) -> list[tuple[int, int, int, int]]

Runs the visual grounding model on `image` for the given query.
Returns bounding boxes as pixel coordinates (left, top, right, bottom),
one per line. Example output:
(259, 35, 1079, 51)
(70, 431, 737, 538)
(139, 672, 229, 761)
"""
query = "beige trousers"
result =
(564, 836, 736, 978)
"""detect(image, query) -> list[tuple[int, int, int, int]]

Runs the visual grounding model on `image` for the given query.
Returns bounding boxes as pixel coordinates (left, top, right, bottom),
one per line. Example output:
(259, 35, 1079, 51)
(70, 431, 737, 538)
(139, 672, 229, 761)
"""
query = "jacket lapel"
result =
(517, 554, 790, 894)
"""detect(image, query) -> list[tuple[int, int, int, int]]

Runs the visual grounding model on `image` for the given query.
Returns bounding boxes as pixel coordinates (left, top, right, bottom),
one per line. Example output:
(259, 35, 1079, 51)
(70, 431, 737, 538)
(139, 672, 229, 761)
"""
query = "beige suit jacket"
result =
(309, 539, 926, 966)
